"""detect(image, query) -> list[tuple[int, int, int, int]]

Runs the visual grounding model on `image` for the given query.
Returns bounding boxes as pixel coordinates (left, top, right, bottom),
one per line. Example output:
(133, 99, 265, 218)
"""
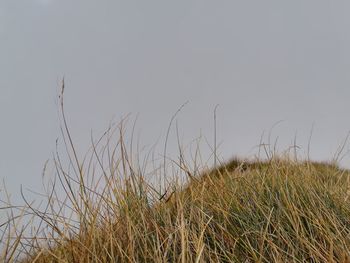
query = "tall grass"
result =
(1, 88, 350, 262)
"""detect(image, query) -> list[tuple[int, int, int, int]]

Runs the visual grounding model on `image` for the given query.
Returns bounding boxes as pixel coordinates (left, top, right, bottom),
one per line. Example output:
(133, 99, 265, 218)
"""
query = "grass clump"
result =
(7, 152, 350, 262)
(12, 156, 350, 263)
(2, 91, 350, 262)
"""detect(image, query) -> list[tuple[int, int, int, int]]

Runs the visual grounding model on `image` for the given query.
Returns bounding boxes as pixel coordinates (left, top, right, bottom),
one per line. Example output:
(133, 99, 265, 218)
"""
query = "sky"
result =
(1, 0, 350, 202)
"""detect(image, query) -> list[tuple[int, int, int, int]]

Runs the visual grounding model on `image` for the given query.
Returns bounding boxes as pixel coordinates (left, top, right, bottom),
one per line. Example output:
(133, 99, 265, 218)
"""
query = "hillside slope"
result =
(19, 158, 350, 263)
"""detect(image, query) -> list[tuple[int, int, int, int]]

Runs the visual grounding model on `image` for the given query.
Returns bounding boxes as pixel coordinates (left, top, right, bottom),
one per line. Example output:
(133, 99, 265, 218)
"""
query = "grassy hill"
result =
(9, 156, 350, 263)
(2, 92, 350, 262)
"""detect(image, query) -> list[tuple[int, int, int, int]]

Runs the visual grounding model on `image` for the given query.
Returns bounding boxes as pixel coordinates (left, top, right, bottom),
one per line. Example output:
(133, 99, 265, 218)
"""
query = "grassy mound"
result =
(2, 92, 350, 262)
(16, 158, 350, 263)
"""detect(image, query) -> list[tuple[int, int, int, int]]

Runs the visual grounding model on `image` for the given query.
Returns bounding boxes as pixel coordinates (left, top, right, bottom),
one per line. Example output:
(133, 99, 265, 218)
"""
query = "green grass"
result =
(2, 91, 350, 262)
(8, 157, 350, 263)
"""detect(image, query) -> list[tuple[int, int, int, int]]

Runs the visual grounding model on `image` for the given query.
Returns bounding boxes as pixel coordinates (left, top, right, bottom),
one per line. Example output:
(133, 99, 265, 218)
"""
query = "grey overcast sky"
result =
(1, 0, 350, 198)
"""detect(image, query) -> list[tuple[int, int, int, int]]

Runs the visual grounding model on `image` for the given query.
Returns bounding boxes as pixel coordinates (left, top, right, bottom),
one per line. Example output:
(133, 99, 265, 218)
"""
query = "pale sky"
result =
(1, 0, 350, 201)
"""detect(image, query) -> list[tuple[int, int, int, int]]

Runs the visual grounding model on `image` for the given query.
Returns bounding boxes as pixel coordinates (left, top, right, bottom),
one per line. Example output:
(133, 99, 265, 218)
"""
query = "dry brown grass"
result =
(2, 87, 350, 262)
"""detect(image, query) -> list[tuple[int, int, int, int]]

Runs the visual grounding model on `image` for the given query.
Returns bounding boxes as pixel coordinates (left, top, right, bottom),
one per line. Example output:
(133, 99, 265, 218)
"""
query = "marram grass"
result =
(2, 90, 350, 262)
(4, 156, 350, 263)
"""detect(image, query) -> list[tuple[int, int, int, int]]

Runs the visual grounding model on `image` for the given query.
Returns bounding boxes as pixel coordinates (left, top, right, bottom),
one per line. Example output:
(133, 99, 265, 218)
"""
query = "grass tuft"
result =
(2, 91, 350, 262)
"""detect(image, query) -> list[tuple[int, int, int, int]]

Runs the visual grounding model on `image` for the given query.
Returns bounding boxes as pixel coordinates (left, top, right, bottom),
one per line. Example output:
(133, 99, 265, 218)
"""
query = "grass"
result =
(2, 90, 350, 262)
